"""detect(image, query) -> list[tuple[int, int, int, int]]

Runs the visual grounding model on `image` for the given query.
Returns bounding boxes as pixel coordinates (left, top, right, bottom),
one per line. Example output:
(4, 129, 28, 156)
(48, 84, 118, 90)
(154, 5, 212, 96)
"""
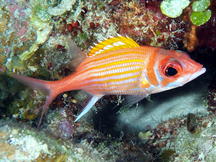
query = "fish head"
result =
(155, 49, 206, 90)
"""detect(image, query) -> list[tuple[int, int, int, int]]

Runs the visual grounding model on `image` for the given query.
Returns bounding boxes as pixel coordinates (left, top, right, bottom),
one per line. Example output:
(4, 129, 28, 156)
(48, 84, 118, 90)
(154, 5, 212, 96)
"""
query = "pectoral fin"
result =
(120, 94, 147, 110)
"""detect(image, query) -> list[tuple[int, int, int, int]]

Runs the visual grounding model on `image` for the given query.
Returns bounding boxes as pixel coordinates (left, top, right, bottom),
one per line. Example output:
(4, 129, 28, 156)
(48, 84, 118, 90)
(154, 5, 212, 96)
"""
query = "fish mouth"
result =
(188, 67, 206, 82)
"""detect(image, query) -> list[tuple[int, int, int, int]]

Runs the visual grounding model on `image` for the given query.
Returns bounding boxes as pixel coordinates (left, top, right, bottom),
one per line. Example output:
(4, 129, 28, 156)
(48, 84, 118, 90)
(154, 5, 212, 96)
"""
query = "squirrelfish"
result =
(11, 35, 206, 126)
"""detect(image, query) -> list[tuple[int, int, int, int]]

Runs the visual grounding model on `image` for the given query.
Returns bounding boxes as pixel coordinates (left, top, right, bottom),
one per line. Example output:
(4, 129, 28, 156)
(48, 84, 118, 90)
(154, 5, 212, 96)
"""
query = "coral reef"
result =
(0, 0, 207, 123)
(1, 0, 216, 161)
(135, 113, 216, 161)
(2, 112, 216, 161)
(0, 120, 155, 161)
(0, 120, 107, 161)
(164, 115, 216, 161)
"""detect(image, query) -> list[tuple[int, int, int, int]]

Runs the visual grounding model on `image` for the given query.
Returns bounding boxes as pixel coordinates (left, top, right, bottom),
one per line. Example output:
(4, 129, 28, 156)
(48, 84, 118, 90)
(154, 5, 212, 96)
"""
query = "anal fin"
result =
(74, 95, 103, 122)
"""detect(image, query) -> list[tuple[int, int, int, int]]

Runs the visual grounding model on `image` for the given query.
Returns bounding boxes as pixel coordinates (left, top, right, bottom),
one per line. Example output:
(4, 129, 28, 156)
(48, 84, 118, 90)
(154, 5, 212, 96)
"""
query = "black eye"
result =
(165, 67, 178, 76)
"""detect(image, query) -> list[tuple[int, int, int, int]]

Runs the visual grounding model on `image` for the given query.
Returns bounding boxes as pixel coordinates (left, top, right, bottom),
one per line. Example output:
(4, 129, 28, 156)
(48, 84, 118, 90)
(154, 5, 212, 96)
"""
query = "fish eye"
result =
(165, 66, 178, 76)
(162, 61, 182, 78)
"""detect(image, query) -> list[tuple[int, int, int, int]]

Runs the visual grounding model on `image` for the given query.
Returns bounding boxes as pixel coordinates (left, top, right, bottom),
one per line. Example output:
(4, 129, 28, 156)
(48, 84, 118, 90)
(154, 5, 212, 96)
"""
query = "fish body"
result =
(11, 35, 206, 126)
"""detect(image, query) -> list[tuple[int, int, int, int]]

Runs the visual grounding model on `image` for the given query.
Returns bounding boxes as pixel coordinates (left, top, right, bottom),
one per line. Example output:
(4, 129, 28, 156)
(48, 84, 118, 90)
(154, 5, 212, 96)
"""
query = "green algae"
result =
(159, 149, 176, 161)
(19, 25, 53, 61)
(160, 0, 211, 26)
(192, 0, 210, 12)
(138, 131, 151, 143)
(190, 9, 211, 26)
(33, 3, 52, 22)
(160, 0, 190, 18)
(190, 0, 211, 26)
(5, 56, 27, 71)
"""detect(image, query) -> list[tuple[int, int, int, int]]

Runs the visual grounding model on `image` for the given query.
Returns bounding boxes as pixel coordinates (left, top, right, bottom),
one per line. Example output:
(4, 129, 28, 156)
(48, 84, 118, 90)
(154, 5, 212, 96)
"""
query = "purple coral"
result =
(58, 118, 75, 139)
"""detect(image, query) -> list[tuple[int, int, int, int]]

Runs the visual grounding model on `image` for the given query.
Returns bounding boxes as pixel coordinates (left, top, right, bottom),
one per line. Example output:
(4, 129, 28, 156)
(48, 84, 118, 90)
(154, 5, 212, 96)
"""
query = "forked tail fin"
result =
(10, 74, 60, 127)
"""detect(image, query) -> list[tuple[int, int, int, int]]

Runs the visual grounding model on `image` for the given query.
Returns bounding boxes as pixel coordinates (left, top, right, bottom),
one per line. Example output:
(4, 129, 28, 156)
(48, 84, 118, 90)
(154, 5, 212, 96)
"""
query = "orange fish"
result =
(11, 35, 206, 126)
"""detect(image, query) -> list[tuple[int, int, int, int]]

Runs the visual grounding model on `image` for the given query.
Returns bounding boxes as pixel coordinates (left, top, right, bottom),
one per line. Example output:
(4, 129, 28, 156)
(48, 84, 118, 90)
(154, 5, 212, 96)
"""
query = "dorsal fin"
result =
(88, 34, 140, 56)
(65, 36, 87, 70)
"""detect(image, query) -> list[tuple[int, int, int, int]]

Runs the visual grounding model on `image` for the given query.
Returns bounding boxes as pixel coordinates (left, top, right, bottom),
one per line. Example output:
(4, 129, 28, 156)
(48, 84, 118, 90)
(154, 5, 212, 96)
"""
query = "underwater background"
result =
(1, 0, 216, 161)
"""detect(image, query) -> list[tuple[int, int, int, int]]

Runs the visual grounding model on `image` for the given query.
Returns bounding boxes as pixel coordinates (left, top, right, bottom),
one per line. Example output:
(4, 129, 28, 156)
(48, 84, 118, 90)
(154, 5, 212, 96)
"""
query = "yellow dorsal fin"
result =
(88, 35, 140, 56)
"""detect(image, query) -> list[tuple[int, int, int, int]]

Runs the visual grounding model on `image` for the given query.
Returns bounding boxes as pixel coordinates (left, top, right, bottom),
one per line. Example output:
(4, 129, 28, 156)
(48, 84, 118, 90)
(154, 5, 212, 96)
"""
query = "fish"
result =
(10, 34, 206, 127)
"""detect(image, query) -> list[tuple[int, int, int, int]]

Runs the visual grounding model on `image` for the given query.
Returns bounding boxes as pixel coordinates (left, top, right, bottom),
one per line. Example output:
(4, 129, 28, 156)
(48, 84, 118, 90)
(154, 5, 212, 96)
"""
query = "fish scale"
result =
(76, 51, 147, 95)
(10, 35, 206, 126)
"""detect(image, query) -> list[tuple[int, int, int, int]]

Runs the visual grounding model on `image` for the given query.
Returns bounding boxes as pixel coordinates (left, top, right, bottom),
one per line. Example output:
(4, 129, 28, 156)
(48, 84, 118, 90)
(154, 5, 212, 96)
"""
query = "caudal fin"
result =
(10, 74, 60, 127)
